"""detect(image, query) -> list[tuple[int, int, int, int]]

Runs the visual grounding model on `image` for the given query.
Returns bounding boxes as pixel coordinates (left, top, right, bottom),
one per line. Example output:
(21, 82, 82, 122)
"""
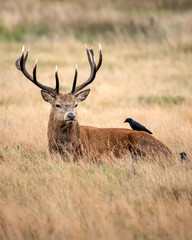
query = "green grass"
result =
(138, 95, 186, 106)
(0, 22, 50, 42)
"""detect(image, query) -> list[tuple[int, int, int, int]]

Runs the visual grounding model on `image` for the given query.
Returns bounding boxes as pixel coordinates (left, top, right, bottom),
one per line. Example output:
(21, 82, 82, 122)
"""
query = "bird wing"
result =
(132, 120, 153, 134)
(132, 121, 145, 130)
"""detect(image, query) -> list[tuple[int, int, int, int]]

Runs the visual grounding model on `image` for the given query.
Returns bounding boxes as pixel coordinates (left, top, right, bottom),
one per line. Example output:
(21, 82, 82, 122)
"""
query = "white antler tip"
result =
(55, 65, 58, 72)
(35, 58, 38, 65)
(85, 43, 88, 49)
(99, 43, 102, 50)
(27, 48, 30, 52)
(22, 45, 25, 53)
(76, 64, 78, 69)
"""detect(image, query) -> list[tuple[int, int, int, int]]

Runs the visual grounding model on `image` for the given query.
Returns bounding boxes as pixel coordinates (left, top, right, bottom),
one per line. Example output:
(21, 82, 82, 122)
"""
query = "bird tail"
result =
(146, 129, 153, 134)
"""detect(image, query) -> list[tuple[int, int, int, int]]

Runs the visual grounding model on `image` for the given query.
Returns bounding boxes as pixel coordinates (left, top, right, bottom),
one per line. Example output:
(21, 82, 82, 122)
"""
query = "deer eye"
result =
(56, 104, 61, 109)
(74, 104, 78, 108)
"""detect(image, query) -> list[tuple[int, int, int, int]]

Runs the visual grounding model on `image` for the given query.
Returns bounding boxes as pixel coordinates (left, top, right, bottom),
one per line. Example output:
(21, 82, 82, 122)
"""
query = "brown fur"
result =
(46, 93, 172, 162)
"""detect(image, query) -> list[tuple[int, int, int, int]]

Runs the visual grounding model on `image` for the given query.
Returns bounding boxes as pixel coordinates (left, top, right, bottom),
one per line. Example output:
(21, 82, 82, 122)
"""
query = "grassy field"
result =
(0, 0, 192, 239)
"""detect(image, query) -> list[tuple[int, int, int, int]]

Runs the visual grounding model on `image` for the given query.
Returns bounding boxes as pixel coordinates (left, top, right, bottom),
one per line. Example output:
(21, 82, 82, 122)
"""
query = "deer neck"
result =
(47, 110, 81, 155)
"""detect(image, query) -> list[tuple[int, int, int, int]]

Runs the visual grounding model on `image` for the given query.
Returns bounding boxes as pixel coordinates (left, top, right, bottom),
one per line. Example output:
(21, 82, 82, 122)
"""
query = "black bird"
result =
(179, 152, 190, 162)
(124, 118, 153, 134)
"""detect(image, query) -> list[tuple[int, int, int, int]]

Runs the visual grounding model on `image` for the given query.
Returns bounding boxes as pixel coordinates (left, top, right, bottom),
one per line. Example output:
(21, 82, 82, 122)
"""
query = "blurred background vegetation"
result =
(0, 0, 192, 44)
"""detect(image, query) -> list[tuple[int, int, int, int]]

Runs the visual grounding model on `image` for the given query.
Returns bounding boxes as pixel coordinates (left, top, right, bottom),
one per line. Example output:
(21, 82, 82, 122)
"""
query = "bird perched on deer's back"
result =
(124, 118, 153, 134)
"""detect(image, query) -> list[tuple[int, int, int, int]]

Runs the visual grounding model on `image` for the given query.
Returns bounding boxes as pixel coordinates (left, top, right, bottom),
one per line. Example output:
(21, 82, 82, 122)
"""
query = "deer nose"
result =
(67, 113, 76, 121)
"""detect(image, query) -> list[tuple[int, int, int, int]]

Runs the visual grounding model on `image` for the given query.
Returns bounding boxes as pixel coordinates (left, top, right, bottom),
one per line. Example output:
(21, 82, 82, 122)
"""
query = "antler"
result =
(70, 43, 102, 95)
(15, 46, 59, 96)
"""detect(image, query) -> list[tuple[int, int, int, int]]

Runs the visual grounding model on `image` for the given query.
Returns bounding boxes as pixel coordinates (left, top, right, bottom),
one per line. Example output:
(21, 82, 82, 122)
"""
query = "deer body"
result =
(80, 127, 172, 160)
(48, 118, 172, 161)
(16, 45, 172, 162)
(46, 93, 172, 161)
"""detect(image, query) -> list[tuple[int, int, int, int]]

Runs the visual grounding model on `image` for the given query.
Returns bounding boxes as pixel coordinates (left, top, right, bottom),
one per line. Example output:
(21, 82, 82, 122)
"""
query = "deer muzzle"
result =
(67, 112, 76, 121)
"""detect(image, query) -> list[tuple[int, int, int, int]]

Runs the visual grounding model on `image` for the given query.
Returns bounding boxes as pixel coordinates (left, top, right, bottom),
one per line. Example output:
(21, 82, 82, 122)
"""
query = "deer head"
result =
(15, 45, 102, 126)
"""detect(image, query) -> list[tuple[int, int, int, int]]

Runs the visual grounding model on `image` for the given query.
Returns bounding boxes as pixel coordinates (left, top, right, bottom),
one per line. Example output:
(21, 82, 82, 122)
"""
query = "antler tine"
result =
(71, 44, 102, 95)
(96, 43, 102, 71)
(15, 47, 60, 96)
(72, 47, 96, 94)
(85, 44, 102, 71)
(71, 64, 78, 95)
(55, 65, 60, 95)
(15, 46, 25, 71)
(85, 44, 92, 70)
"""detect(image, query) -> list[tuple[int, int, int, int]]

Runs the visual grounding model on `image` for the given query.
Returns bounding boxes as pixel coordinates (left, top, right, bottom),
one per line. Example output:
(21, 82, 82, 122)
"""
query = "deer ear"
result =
(75, 89, 90, 102)
(41, 90, 55, 104)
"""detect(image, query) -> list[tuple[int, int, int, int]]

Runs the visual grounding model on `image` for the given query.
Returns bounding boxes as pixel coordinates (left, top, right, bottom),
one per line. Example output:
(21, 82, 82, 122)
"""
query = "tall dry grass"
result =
(0, 152, 192, 240)
(0, 1, 192, 239)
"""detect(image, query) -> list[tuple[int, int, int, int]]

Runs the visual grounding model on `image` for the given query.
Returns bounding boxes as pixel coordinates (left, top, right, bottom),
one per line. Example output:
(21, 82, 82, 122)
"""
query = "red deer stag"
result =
(15, 45, 172, 161)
